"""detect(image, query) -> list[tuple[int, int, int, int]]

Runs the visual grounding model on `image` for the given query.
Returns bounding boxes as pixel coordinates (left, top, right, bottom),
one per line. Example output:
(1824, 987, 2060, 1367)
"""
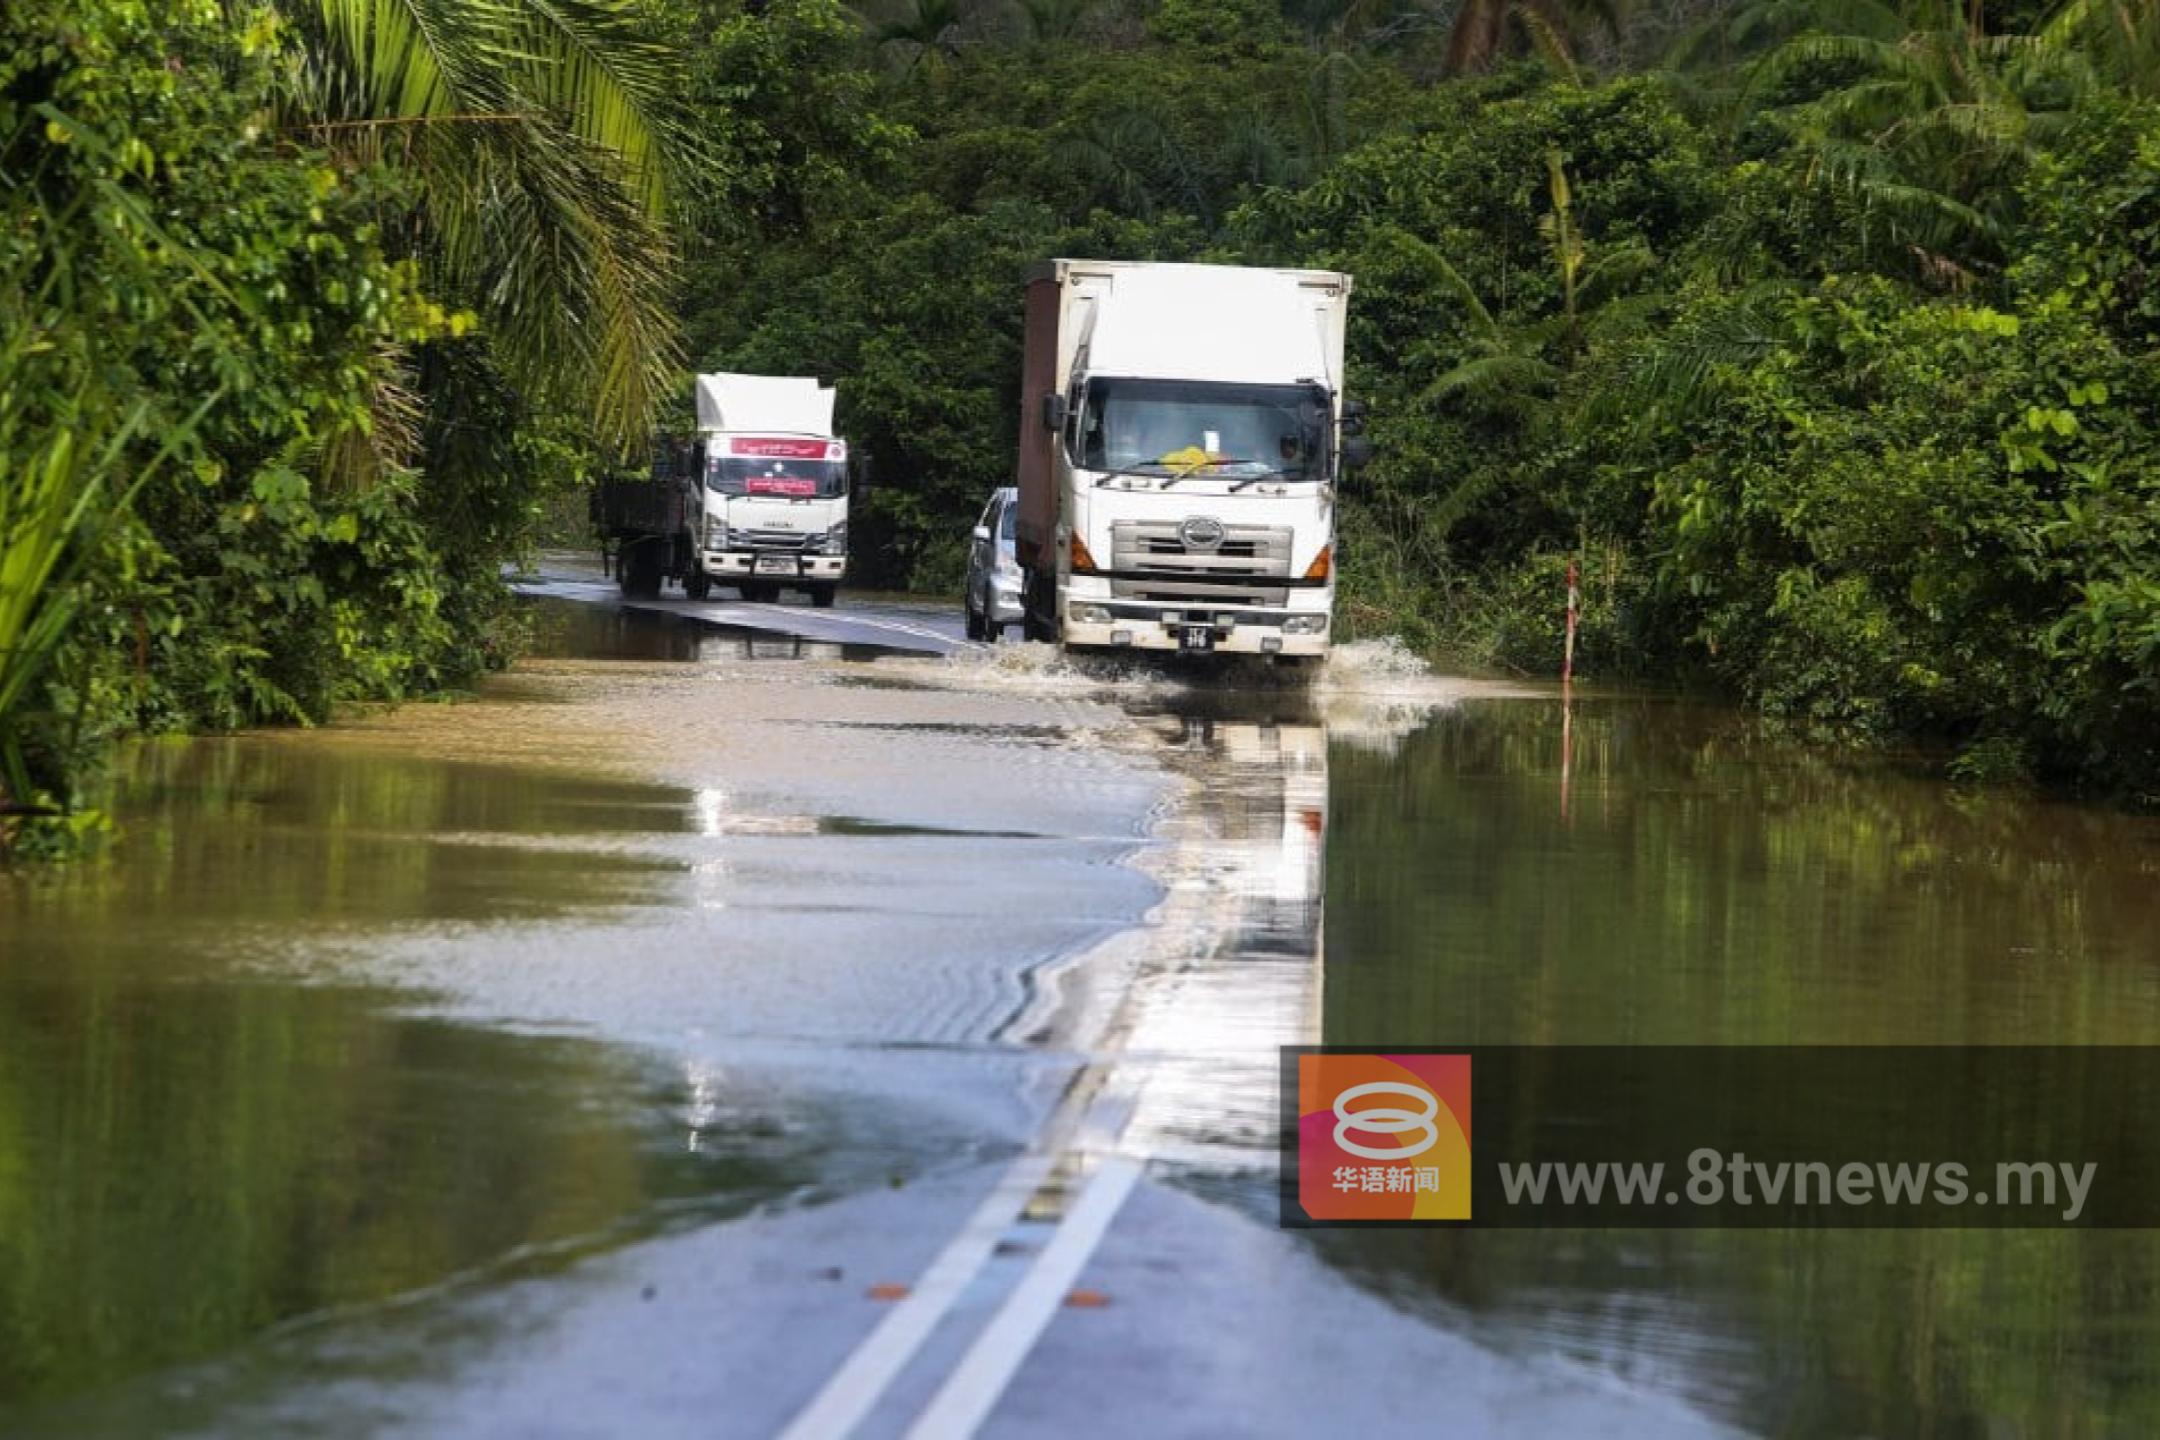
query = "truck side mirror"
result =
(850, 452, 873, 497)
(1341, 398, 1369, 436)
(1341, 436, 1374, 471)
(1042, 393, 1067, 432)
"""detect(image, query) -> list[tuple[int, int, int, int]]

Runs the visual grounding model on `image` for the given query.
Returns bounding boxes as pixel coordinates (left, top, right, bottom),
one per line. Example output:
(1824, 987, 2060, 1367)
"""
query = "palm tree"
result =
(1378, 154, 1660, 532)
(1734, 0, 2078, 263)
(1014, 0, 1091, 42)
(1052, 102, 1207, 219)
(1442, 0, 1629, 78)
(870, 0, 968, 69)
(274, 0, 697, 456)
(2042, 0, 2160, 96)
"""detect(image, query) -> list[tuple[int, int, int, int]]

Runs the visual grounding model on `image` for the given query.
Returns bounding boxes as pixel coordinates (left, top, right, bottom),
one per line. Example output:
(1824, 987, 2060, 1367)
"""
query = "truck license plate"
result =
(1180, 625, 1215, 653)
(755, 556, 798, 576)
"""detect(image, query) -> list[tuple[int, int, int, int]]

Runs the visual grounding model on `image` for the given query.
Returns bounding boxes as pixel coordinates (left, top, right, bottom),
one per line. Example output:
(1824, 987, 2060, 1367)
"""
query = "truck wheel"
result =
(684, 570, 712, 601)
(965, 597, 985, 640)
(619, 541, 664, 599)
(1019, 573, 1054, 643)
(809, 585, 837, 610)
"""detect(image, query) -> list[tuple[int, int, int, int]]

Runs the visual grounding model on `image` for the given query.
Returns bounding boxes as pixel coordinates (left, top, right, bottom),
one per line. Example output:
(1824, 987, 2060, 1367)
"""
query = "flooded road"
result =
(2, 586, 2157, 1437)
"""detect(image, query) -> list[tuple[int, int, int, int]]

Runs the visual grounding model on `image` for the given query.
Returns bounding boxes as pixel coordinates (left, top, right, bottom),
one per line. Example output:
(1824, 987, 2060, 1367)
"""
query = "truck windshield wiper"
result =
(1227, 471, 1290, 493)
(1090, 462, 1272, 490)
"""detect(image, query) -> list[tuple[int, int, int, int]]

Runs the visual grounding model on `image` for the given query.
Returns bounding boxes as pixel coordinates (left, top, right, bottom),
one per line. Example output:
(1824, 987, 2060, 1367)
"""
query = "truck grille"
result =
(1109, 520, 1292, 578)
(1108, 520, 1292, 605)
(739, 527, 814, 551)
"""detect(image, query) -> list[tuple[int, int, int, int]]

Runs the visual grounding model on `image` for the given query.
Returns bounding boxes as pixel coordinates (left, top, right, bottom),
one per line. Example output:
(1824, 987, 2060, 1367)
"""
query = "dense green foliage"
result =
(6, 0, 2157, 847)
(680, 0, 2158, 798)
(2, 0, 692, 853)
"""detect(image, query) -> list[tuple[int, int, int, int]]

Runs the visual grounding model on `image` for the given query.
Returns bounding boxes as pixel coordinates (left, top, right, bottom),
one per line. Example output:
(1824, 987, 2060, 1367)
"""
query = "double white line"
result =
(776, 1121, 1142, 1440)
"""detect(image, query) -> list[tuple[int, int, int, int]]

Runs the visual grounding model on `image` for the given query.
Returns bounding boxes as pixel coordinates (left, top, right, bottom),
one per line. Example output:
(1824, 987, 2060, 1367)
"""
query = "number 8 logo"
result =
(1332, 1080, 1440, 1159)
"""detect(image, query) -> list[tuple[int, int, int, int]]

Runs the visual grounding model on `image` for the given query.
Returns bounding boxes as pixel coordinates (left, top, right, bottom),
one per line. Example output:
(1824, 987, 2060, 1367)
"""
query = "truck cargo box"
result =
(695, 373, 836, 437)
(593, 476, 684, 539)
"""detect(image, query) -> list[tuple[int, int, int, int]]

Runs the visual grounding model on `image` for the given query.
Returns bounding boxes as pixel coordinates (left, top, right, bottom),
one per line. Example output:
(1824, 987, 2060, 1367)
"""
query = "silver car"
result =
(964, 486, 1022, 641)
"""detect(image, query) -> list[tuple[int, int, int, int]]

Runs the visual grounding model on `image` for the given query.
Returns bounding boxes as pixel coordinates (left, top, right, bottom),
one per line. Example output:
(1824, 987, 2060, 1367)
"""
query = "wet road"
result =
(5, 571, 2158, 1437)
(512, 557, 981, 658)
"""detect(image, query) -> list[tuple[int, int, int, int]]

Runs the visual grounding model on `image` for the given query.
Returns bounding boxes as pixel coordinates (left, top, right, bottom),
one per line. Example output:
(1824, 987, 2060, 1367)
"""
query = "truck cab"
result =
(1013, 261, 1358, 662)
(691, 432, 849, 606)
(688, 373, 849, 607)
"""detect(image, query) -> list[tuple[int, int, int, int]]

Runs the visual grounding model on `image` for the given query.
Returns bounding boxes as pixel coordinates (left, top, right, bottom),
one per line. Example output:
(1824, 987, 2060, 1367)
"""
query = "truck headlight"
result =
(817, 521, 847, 555)
(705, 518, 728, 549)
(1283, 614, 1329, 635)
(1069, 603, 1113, 624)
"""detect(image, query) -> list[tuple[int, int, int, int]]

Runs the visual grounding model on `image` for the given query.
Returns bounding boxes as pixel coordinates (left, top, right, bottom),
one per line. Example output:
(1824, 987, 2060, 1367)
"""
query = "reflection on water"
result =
(528, 596, 890, 664)
(9, 608, 2159, 1436)
(1111, 708, 1329, 1169)
(1310, 695, 2160, 1436)
(0, 739, 807, 1417)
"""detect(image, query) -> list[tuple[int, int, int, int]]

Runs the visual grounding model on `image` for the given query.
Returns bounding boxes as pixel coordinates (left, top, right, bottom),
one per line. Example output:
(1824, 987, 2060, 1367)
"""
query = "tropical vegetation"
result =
(5, 0, 2157, 854)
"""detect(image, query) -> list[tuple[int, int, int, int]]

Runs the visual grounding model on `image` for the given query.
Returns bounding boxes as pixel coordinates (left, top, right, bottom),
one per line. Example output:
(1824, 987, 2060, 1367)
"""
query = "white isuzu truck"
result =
(690, 372, 850, 607)
(1012, 260, 1364, 661)
(596, 372, 852, 606)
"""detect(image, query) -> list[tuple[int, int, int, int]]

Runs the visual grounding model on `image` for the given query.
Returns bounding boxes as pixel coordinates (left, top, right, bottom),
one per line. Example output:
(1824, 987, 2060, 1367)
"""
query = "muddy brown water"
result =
(1309, 699, 2160, 1438)
(3, 599, 2158, 1437)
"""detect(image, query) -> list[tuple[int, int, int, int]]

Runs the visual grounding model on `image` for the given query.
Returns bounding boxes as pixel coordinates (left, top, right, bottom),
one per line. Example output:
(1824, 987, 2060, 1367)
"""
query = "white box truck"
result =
(596, 372, 853, 607)
(1013, 260, 1364, 661)
(691, 373, 850, 606)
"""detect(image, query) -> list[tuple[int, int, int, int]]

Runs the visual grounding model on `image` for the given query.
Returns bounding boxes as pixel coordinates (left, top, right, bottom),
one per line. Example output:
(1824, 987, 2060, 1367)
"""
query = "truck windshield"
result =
(707, 456, 846, 498)
(1076, 379, 1329, 481)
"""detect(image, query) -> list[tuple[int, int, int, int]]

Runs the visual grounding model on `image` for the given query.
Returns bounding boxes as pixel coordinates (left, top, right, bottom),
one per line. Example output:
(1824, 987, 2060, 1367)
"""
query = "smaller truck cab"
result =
(691, 374, 849, 607)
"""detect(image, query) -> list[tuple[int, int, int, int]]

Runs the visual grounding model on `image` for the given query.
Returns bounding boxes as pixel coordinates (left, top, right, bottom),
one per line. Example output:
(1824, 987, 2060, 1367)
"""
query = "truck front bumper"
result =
(703, 550, 846, 582)
(1061, 600, 1330, 656)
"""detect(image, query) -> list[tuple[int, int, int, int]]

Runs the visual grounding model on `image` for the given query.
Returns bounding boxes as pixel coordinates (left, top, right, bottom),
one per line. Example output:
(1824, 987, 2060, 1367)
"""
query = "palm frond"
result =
(518, 0, 699, 220)
(1378, 227, 1498, 336)
(282, 0, 694, 451)
(1429, 352, 1562, 399)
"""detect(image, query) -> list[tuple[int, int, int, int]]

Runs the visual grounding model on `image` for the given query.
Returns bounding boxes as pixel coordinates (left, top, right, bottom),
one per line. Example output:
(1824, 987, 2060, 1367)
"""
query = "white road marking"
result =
(899, 1156, 1144, 1440)
(773, 1150, 1058, 1440)
(511, 575, 981, 655)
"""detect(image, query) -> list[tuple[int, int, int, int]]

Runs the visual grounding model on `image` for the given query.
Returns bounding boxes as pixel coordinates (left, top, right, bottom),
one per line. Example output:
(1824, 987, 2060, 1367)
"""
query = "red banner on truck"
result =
(727, 436, 843, 460)
(745, 476, 820, 496)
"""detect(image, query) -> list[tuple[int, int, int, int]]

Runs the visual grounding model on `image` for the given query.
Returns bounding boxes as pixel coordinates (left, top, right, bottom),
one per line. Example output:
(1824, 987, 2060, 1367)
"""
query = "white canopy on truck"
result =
(694, 373, 837, 437)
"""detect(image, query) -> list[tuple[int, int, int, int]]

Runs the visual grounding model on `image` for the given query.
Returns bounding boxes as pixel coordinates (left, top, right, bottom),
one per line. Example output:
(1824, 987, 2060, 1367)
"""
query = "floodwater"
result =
(2, 597, 2158, 1437)
(1308, 699, 2160, 1437)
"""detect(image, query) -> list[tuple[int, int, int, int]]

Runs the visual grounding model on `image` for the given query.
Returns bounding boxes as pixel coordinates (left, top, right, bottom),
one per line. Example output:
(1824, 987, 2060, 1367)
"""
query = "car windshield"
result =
(1076, 379, 1328, 480)
(707, 456, 845, 498)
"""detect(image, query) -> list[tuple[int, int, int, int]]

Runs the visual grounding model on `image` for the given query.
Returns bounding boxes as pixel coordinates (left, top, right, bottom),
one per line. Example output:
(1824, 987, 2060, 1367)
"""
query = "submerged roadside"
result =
(0, 603, 1164, 1430)
(0, 600, 1730, 1438)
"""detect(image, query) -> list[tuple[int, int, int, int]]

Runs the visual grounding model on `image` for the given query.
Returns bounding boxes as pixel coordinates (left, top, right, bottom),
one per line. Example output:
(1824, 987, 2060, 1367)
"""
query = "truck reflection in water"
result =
(1107, 706, 1330, 1173)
